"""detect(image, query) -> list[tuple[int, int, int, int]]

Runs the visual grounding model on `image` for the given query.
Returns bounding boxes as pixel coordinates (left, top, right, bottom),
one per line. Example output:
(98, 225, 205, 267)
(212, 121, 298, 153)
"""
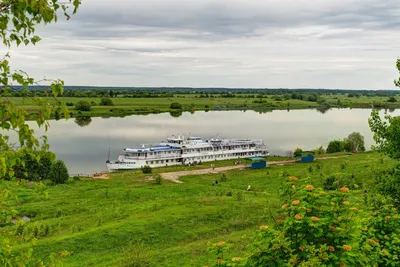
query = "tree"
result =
(75, 100, 91, 111)
(388, 96, 397, 103)
(49, 160, 69, 184)
(170, 102, 182, 109)
(0, 0, 80, 265)
(326, 140, 345, 153)
(74, 116, 92, 127)
(100, 97, 113, 106)
(369, 109, 400, 160)
(345, 132, 365, 152)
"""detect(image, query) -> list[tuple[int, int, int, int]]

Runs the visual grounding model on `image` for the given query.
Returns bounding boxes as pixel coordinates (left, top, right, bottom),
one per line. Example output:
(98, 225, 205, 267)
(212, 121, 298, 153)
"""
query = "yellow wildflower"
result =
(217, 241, 226, 246)
(232, 257, 242, 262)
(351, 208, 359, 212)
(340, 187, 350, 193)
(343, 201, 350, 205)
(343, 245, 352, 251)
(306, 185, 315, 191)
(288, 176, 299, 181)
(216, 259, 224, 264)
(331, 202, 335, 206)
(382, 250, 389, 256)
(294, 214, 303, 220)
(311, 216, 320, 222)
(338, 217, 343, 221)
(259, 225, 269, 230)
(282, 204, 289, 209)
(292, 200, 300, 205)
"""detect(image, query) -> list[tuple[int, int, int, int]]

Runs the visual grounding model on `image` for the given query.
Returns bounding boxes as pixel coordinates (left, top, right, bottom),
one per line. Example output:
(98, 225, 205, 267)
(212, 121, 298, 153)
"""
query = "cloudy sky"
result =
(8, 0, 400, 89)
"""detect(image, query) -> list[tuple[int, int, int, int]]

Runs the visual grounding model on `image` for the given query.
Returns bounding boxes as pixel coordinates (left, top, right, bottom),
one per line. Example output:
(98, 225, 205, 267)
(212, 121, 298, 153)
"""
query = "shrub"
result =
(48, 160, 69, 184)
(220, 174, 227, 182)
(326, 140, 345, 153)
(345, 132, 365, 152)
(100, 97, 113, 106)
(141, 165, 152, 174)
(75, 100, 91, 111)
(313, 145, 325, 155)
(388, 96, 397, 102)
(66, 102, 74, 106)
(154, 174, 163, 185)
(170, 102, 182, 109)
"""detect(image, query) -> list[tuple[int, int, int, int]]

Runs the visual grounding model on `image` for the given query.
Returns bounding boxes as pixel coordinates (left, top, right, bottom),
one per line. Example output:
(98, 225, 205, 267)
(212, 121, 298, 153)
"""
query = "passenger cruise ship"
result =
(106, 135, 269, 172)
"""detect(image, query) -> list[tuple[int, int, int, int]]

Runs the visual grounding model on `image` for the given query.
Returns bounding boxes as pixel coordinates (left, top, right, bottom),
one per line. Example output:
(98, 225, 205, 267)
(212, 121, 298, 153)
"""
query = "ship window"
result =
(166, 160, 169, 163)
(150, 161, 153, 164)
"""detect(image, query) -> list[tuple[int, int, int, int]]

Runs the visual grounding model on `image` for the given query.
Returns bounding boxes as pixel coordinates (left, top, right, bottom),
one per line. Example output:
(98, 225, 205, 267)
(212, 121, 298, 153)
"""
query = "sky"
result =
(7, 0, 400, 89)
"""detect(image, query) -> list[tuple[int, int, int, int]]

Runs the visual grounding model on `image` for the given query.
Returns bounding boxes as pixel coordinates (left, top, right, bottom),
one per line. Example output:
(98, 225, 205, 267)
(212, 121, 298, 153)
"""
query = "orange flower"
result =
(217, 241, 226, 246)
(382, 250, 389, 256)
(343, 201, 350, 205)
(292, 200, 300, 205)
(311, 216, 320, 222)
(288, 176, 299, 181)
(232, 257, 242, 262)
(294, 214, 303, 220)
(343, 245, 352, 251)
(368, 239, 378, 245)
(385, 216, 391, 220)
(351, 208, 359, 212)
(216, 259, 224, 263)
(340, 187, 350, 193)
(259, 225, 269, 230)
(329, 226, 336, 231)
(362, 227, 368, 232)
(328, 246, 335, 252)
(306, 185, 315, 191)
(282, 204, 289, 209)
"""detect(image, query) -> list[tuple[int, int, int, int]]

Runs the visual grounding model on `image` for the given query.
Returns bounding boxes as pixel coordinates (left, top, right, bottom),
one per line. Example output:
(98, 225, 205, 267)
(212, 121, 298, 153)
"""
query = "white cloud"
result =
(6, 0, 400, 89)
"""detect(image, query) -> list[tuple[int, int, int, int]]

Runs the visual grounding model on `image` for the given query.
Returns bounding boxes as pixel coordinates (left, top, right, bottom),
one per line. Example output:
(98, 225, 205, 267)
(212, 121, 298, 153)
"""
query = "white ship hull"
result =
(106, 135, 269, 172)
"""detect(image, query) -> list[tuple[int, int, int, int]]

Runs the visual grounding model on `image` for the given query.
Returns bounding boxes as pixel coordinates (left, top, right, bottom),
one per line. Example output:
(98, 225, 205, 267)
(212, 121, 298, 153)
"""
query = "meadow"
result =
(6, 152, 397, 266)
(8, 93, 400, 119)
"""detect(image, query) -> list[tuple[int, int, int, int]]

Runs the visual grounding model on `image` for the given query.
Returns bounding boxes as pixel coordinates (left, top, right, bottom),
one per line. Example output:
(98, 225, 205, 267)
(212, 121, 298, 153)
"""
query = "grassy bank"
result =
(9, 94, 400, 119)
(5, 152, 396, 266)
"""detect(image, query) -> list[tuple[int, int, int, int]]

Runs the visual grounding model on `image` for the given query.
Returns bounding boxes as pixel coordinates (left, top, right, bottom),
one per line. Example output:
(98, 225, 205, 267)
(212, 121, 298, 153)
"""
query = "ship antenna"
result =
(107, 147, 111, 161)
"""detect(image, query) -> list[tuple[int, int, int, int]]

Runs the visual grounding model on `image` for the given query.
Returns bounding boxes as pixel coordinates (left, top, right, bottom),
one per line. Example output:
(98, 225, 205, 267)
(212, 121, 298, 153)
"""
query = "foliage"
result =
(170, 102, 182, 109)
(327, 140, 345, 153)
(154, 174, 163, 185)
(0, 0, 80, 265)
(388, 96, 397, 103)
(141, 165, 152, 174)
(74, 100, 91, 111)
(313, 146, 325, 155)
(293, 148, 303, 158)
(345, 132, 365, 152)
(209, 177, 400, 267)
(369, 108, 400, 160)
(12, 149, 56, 181)
(221, 173, 228, 182)
(49, 160, 69, 184)
(100, 97, 113, 106)
(118, 243, 151, 267)
(372, 167, 400, 209)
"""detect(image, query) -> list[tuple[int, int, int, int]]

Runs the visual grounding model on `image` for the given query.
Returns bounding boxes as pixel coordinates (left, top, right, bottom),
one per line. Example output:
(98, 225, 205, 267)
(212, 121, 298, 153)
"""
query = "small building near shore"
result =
(295, 151, 315, 163)
(246, 157, 267, 169)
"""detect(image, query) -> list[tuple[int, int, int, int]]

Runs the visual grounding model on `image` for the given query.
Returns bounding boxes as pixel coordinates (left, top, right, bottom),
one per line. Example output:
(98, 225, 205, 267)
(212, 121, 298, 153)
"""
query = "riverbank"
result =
(8, 151, 391, 266)
(9, 95, 400, 119)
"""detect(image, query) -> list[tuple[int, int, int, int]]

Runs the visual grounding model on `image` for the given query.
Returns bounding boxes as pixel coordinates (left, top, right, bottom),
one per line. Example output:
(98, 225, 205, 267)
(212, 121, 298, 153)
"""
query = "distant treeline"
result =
(3, 86, 400, 98)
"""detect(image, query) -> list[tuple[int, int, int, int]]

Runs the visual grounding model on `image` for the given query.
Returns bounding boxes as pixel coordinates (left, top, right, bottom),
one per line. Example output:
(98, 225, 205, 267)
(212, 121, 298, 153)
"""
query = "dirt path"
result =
(160, 156, 349, 183)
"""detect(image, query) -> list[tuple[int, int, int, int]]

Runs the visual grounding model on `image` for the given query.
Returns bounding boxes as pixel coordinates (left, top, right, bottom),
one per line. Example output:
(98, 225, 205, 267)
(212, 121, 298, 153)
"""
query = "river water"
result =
(20, 108, 400, 174)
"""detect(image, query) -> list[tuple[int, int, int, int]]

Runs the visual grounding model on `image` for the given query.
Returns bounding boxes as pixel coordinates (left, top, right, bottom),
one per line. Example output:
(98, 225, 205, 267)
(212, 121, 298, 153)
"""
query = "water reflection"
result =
(169, 111, 182, 118)
(17, 108, 400, 174)
(315, 106, 331, 114)
(74, 116, 92, 127)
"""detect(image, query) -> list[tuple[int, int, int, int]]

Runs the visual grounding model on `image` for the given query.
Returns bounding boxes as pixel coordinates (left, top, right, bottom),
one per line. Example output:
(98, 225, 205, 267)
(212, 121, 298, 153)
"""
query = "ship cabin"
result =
(123, 146, 181, 163)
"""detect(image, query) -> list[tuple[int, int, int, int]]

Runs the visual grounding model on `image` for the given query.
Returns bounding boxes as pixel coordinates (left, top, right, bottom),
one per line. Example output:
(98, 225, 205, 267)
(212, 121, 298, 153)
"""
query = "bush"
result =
(75, 100, 91, 111)
(313, 145, 325, 155)
(388, 96, 397, 102)
(66, 102, 74, 106)
(141, 165, 152, 174)
(48, 160, 69, 184)
(220, 174, 227, 182)
(170, 102, 182, 109)
(326, 140, 345, 153)
(100, 97, 113, 106)
(154, 175, 163, 185)
(13, 150, 55, 181)
(345, 132, 365, 152)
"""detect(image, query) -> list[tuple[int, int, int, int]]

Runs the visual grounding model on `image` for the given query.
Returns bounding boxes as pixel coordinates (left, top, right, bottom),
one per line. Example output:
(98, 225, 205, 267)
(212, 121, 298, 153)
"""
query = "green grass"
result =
(5, 152, 398, 266)
(9, 94, 400, 119)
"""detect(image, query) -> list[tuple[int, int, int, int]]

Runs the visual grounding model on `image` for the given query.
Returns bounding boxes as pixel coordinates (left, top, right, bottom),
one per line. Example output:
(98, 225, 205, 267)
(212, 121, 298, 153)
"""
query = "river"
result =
(21, 108, 400, 175)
